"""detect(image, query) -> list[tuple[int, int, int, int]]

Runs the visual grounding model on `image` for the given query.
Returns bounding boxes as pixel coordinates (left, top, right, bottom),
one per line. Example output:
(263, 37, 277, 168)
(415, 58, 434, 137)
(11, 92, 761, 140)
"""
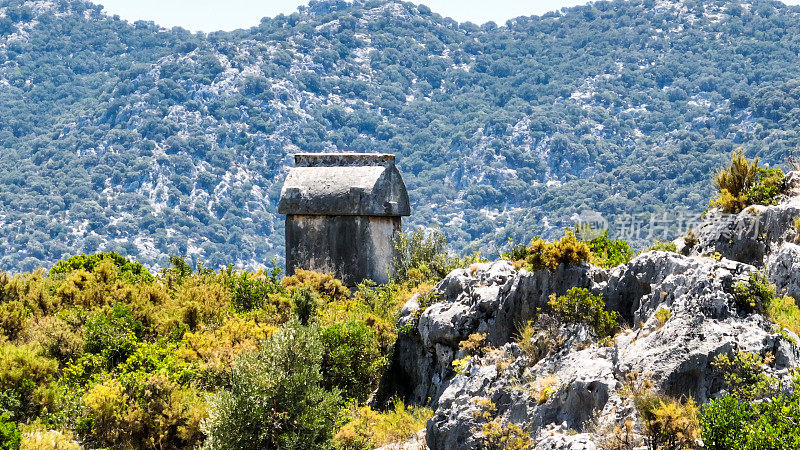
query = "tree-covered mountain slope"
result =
(2, 0, 800, 271)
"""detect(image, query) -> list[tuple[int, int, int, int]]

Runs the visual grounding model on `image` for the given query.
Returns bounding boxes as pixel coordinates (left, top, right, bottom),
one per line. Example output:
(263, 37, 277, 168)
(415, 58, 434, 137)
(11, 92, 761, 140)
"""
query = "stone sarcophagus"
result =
(278, 153, 411, 286)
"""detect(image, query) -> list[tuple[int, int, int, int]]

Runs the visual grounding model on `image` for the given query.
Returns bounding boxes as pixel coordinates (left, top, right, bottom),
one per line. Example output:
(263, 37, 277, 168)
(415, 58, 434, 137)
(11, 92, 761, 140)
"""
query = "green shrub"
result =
(227, 266, 284, 312)
(0, 301, 27, 341)
(391, 228, 480, 284)
(293, 286, 319, 326)
(746, 167, 786, 206)
(320, 321, 386, 402)
(84, 303, 144, 369)
(0, 343, 58, 422)
(701, 377, 800, 450)
(282, 269, 350, 304)
(459, 332, 487, 356)
(480, 418, 533, 450)
(645, 240, 678, 253)
(586, 231, 633, 268)
(712, 150, 788, 213)
(520, 230, 592, 271)
(50, 252, 154, 284)
(655, 308, 671, 328)
(766, 294, 800, 337)
(711, 351, 776, 401)
(202, 322, 343, 450)
(700, 396, 753, 450)
(334, 400, 432, 450)
(501, 239, 530, 262)
(79, 374, 206, 449)
(515, 318, 559, 364)
(547, 287, 619, 339)
(634, 391, 700, 450)
(0, 413, 20, 450)
(548, 230, 592, 268)
(733, 272, 775, 314)
(20, 315, 84, 364)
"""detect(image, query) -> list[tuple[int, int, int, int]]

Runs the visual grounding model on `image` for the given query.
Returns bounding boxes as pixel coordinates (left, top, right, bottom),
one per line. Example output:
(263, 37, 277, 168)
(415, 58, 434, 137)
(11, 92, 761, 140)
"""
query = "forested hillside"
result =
(2, 0, 800, 271)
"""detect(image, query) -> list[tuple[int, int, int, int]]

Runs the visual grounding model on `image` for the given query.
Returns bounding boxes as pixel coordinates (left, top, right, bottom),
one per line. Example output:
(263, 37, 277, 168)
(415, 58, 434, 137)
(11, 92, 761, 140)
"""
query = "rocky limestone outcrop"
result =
(409, 253, 797, 449)
(690, 171, 800, 266)
(377, 179, 800, 449)
(767, 242, 800, 300)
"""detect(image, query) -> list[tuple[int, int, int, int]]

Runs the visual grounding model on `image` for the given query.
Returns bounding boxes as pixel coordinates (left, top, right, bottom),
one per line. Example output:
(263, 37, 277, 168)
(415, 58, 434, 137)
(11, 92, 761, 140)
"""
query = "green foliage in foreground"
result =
(202, 322, 344, 450)
(0, 240, 448, 448)
(702, 352, 800, 450)
(0, 413, 21, 450)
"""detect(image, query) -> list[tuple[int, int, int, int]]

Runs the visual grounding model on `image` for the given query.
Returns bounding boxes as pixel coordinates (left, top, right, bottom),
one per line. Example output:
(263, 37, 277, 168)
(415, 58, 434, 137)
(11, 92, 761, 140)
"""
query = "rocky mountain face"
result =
(378, 174, 800, 448)
(3, 0, 800, 271)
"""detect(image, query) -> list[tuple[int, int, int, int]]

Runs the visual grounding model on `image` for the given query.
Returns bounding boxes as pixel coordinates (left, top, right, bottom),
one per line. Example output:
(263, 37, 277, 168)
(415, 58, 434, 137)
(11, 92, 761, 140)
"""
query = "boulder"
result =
(692, 194, 800, 265)
(767, 243, 800, 300)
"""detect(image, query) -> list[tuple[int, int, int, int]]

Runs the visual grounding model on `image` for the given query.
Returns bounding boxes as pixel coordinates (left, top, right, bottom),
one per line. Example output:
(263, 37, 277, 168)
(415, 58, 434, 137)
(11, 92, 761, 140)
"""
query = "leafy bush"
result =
(515, 320, 553, 363)
(586, 231, 633, 268)
(645, 240, 678, 253)
(181, 315, 277, 380)
(391, 228, 480, 284)
(711, 351, 776, 402)
(655, 308, 671, 328)
(518, 230, 592, 271)
(480, 418, 533, 450)
(227, 265, 284, 312)
(50, 252, 154, 284)
(293, 286, 319, 326)
(19, 428, 81, 449)
(282, 269, 350, 303)
(547, 288, 619, 339)
(0, 301, 27, 342)
(19, 315, 84, 364)
(80, 375, 206, 449)
(83, 303, 144, 369)
(548, 230, 592, 269)
(320, 321, 386, 402)
(746, 167, 786, 206)
(701, 379, 800, 450)
(459, 333, 487, 356)
(202, 322, 343, 450)
(0, 343, 57, 422)
(733, 271, 775, 314)
(712, 150, 788, 213)
(765, 293, 800, 337)
(0, 413, 21, 450)
(700, 351, 800, 449)
(634, 392, 700, 450)
(333, 401, 432, 450)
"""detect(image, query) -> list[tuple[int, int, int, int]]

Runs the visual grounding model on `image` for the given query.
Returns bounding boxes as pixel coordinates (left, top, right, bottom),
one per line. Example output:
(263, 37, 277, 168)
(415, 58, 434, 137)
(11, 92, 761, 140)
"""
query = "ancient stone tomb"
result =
(278, 153, 410, 286)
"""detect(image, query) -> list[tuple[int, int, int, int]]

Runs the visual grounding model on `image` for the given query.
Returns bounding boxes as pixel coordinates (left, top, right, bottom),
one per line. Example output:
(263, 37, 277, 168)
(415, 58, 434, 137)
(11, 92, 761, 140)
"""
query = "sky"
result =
(96, 0, 800, 33)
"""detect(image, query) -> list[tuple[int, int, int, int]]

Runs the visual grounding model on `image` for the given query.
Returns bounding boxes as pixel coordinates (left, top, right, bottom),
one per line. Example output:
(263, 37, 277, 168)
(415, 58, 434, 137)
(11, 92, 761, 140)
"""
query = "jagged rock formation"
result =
(378, 177, 800, 449)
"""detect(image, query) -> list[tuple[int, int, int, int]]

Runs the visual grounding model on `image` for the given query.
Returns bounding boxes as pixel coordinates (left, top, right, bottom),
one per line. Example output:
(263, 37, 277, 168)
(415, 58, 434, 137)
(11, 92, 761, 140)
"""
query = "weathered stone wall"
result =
(285, 214, 401, 285)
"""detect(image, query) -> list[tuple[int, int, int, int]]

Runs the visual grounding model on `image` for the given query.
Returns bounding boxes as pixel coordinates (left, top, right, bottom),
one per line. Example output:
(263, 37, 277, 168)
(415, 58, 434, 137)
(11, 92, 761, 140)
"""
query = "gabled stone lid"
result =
(278, 153, 411, 217)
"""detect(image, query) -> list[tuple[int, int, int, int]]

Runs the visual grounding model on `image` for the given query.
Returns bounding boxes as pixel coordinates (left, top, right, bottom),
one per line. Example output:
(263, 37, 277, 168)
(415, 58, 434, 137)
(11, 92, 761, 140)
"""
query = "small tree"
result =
(712, 149, 787, 213)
